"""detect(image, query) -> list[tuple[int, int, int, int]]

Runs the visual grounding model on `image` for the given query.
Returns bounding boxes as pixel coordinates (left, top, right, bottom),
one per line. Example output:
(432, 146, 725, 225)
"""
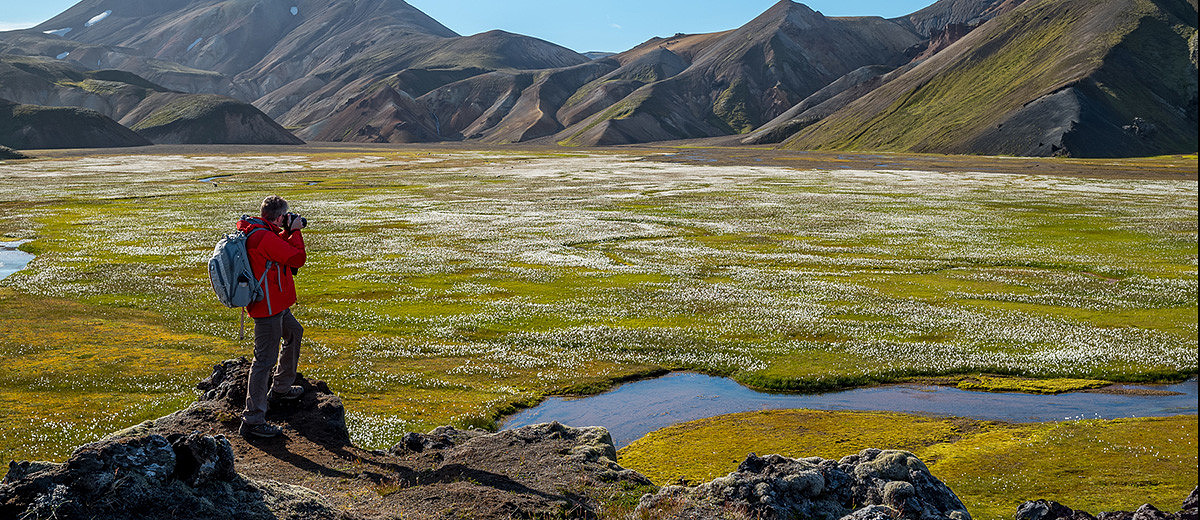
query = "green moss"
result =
(559, 90, 651, 145)
(788, 0, 1193, 155)
(902, 374, 1112, 394)
(129, 94, 245, 131)
(0, 149, 1193, 476)
(712, 79, 755, 134)
(58, 79, 148, 97)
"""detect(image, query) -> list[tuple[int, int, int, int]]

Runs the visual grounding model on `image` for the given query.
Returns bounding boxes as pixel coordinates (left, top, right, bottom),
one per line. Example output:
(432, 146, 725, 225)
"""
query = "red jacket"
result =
(237, 217, 305, 318)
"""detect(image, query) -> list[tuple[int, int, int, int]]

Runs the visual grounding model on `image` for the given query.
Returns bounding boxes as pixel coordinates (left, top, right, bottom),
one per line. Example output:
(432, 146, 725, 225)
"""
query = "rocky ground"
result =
(1015, 491, 1198, 520)
(0, 358, 1195, 519)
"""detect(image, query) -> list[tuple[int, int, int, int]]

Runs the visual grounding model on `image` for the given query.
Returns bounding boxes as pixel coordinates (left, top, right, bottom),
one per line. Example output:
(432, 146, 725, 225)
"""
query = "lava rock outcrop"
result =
(1016, 488, 1199, 520)
(636, 450, 972, 520)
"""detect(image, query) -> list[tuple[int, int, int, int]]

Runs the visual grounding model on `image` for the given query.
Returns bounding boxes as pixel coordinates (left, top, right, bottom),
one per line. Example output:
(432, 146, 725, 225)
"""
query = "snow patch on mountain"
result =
(85, 10, 112, 27)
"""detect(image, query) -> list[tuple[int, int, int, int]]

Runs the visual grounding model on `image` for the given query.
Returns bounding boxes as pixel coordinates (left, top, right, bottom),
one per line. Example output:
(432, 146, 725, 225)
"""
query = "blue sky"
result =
(0, 0, 932, 53)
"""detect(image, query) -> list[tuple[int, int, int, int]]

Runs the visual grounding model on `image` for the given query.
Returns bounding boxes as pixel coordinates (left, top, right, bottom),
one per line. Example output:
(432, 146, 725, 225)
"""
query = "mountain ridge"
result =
(782, 0, 1198, 157)
(1, 0, 1194, 156)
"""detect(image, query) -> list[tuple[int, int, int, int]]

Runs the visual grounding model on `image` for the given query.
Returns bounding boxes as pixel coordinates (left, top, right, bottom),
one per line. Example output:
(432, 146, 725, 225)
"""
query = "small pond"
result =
(0, 240, 33, 280)
(502, 372, 1198, 447)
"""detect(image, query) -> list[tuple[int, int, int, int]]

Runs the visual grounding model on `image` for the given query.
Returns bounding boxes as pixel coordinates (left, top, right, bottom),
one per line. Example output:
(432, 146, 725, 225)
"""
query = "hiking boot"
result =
(268, 385, 304, 402)
(239, 422, 282, 438)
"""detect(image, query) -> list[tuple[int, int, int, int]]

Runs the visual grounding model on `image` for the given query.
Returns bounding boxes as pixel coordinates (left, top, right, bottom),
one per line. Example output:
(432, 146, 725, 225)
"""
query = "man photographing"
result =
(238, 195, 308, 438)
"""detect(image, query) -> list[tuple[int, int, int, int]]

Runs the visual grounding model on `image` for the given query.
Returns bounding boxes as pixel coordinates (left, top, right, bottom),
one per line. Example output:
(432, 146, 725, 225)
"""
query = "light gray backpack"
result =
(208, 216, 272, 338)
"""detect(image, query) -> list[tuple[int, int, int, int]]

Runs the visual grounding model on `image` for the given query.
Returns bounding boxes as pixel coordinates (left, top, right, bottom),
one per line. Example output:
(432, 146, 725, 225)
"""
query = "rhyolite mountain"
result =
(0, 54, 302, 145)
(1, 0, 992, 146)
(551, 2, 924, 146)
(782, 0, 1199, 157)
(301, 0, 931, 146)
(1, 0, 1194, 156)
(21, 0, 590, 121)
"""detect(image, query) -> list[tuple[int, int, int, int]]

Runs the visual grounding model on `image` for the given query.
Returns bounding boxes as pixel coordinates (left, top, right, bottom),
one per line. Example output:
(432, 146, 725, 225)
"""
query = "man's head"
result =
(260, 195, 289, 224)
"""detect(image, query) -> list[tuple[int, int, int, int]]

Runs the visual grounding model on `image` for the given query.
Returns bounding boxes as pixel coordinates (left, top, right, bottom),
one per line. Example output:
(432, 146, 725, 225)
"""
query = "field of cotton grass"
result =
(0, 148, 1195, 465)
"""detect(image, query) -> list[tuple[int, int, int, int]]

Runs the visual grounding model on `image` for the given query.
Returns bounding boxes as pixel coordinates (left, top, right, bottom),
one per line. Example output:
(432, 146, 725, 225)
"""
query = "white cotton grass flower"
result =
(0, 152, 1194, 445)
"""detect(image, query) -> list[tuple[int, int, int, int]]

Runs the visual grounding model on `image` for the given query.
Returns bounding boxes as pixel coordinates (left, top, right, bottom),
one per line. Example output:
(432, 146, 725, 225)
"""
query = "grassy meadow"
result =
(618, 410, 1198, 520)
(0, 148, 1195, 481)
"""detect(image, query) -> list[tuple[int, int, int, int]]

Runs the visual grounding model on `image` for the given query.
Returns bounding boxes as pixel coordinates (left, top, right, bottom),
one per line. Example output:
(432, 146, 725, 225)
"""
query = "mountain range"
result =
(0, 0, 1194, 157)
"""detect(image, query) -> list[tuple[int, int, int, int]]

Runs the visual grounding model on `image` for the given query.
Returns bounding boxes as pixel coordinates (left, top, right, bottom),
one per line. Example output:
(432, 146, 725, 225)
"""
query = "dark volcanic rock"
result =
(636, 449, 971, 520)
(184, 357, 350, 446)
(106, 356, 349, 449)
(0, 357, 354, 520)
(0, 433, 351, 520)
(1017, 487, 1199, 520)
(1017, 499, 1097, 520)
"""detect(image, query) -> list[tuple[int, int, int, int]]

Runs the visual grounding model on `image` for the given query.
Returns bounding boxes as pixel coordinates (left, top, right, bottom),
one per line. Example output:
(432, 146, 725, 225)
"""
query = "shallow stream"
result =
(502, 372, 1199, 447)
(0, 241, 33, 281)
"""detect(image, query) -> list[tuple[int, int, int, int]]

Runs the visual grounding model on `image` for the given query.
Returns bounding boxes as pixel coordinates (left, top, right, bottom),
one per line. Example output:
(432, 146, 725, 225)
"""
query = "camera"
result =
(282, 212, 307, 229)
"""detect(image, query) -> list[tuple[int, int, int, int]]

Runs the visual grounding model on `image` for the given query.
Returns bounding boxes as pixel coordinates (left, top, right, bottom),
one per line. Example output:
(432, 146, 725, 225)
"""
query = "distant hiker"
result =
(238, 195, 308, 438)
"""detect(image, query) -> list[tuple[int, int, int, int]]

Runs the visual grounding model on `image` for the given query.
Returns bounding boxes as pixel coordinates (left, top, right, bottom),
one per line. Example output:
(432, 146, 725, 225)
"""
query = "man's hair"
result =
(260, 196, 289, 221)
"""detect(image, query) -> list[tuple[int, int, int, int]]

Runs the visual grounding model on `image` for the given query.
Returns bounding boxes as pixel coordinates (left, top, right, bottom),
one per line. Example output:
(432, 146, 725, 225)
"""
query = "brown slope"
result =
(263, 29, 592, 137)
(303, 83, 440, 143)
(470, 60, 619, 143)
(27, 0, 591, 141)
(784, 0, 1199, 157)
(609, 30, 733, 66)
(34, 0, 456, 82)
(303, 57, 613, 145)
(741, 64, 902, 144)
(556, 48, 689, 127)
(555, 0, 922, 146)
(892, 0, 1026, 36)
(419, 62, 609, 142)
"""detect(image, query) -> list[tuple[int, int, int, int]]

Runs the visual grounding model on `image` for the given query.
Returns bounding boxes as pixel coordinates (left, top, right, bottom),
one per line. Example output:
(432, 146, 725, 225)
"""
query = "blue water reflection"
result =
(0, 241, 33, 280)
(502, 372, 1198, 447)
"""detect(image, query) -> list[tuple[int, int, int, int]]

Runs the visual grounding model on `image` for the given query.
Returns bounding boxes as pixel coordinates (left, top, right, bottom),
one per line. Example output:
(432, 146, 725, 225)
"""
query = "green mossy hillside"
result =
(0, 100, 150, 149)
(785, 0, 1198, 157)
(129, 94, 249, 131)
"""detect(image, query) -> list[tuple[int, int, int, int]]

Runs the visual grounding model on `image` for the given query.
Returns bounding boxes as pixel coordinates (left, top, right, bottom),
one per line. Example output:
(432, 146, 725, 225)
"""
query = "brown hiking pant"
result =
(242, 308, 303, 425)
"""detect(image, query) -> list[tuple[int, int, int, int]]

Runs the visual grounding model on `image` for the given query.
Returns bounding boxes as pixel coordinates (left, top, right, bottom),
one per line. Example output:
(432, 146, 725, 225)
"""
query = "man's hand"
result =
(289, 217, 304, 231)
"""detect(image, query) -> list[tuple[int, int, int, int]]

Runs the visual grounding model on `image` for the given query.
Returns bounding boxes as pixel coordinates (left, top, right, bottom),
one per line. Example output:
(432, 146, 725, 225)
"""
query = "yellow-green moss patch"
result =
(617, 410, 1198, 520)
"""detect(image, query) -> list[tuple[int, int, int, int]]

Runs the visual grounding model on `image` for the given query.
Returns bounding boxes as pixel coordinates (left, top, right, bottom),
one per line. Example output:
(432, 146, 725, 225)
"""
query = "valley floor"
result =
(0, 145, 1195, 510)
